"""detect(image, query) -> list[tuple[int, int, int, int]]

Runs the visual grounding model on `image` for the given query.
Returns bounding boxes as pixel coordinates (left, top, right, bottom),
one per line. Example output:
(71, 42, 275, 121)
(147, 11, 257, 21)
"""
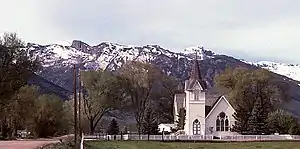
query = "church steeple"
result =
(189, 51, 207, 90)
(190, 52, 202, 81)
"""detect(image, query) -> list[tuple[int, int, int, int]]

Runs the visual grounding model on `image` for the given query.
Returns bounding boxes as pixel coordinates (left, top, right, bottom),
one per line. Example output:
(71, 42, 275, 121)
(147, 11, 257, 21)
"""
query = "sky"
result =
(0, 0, 299, 64)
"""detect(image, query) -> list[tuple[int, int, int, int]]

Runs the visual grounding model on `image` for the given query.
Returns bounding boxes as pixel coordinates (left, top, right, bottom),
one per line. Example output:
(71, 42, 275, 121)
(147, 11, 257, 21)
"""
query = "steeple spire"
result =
(189, 51, 207, 90)
(190, 51, 202, 81)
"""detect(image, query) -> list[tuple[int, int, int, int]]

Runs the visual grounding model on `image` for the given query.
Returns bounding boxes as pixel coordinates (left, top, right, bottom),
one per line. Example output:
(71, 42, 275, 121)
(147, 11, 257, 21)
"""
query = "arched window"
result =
(216, 119, 220, 131)
(216, 112, 229, 132)
(221, 119, 224, 131)
(193, 119, 201, 135)
(225, 119, 229, 131)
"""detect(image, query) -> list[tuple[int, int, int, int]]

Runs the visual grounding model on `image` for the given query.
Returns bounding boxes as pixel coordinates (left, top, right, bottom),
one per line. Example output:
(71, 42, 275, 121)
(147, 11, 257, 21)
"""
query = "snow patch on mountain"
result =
(242, 60, 300, 82)
(182, 46, 216, 60)
(28, 40, 300, 83)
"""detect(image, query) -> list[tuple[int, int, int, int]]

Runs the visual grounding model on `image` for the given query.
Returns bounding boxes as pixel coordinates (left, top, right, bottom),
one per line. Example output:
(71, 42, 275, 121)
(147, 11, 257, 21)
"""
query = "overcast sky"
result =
(1, 0, 299, 63)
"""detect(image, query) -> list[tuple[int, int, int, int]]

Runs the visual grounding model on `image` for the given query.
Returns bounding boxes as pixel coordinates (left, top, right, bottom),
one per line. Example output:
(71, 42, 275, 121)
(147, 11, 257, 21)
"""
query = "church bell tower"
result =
(184, 53, 207, 135)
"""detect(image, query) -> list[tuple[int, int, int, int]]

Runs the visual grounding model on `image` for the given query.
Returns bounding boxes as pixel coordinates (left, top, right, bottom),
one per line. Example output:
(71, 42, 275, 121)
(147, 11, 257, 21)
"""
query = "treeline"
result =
(215, 67, 300, 135)
(80, 61, 178, 135)
(0, 33, 72, 139)
(0, 32, 177, 138)
(2, 32, 300, 139)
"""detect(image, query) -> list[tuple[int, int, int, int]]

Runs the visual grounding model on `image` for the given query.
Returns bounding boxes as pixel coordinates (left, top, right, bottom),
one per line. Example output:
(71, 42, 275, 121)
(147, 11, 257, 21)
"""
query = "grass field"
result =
(85, 141, 300, 149)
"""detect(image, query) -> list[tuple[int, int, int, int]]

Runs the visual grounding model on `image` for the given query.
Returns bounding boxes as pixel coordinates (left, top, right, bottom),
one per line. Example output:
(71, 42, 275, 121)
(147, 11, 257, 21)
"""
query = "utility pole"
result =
(78, 42, 82, 139)
(78, 72, 82, 138)
(73, 64, 78, 148)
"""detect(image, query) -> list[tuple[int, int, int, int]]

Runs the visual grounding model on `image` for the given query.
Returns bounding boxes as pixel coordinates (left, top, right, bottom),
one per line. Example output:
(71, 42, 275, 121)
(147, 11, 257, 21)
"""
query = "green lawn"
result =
(85, 141, 300, 149)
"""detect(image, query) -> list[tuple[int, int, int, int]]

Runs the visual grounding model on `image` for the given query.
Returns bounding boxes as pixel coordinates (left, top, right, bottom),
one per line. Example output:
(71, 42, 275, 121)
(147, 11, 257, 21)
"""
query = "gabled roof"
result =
(205, 95, 236, 119)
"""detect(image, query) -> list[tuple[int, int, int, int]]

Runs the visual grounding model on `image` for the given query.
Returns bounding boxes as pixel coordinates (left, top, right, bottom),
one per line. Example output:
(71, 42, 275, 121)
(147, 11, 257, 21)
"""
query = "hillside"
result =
(26, 40, 300, 119)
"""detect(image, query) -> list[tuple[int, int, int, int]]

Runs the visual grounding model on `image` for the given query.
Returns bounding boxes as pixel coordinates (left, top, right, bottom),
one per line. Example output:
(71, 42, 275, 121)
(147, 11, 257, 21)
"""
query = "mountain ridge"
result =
(25, 40, 300, 120)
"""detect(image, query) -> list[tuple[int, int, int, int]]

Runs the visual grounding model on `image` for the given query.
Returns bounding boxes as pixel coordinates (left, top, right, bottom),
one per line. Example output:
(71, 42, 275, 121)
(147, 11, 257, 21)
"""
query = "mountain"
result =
(243, 60, 300, 83)
(26, 40, 300, 119)
(27, 73, 72, 100)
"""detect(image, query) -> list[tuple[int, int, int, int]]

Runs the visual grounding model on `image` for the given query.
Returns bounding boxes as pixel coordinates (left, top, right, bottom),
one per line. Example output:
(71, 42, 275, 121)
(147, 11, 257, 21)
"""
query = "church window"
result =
(216, 118, 220, 131)
(194, 90, 199, 100)
(193, 119, 201, 135)
(216, 112, 229, 132)
(225, 119, 229, 131)
(221, 119, 224, 131)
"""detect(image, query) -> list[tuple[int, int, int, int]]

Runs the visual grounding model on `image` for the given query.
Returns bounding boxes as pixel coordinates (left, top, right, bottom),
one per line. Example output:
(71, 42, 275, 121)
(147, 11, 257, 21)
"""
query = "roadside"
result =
(0, 135, 73, 149)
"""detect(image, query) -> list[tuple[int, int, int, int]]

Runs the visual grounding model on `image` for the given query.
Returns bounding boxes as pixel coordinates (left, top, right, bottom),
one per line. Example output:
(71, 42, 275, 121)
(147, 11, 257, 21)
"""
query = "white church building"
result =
(172, 57, 238, 136)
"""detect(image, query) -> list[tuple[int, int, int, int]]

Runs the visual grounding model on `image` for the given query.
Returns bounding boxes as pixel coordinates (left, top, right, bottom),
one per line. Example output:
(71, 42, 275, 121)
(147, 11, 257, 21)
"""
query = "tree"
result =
(248, 99, 268, 134)
(176, 108, 186, 130)
(0, 33, 39, 104)
(157, 76, 178, 123)
(81, 69, 125, 134)
(28, 94, 69, 137)
(141, 108, 158, 135)
(106, 119, 119, 135)
(288, 122, 300, 135)
(267, 109, 300, 135)
(118, 61, 165, 136)
(215, 67, 282, 134)
(0, 33, 40, 138)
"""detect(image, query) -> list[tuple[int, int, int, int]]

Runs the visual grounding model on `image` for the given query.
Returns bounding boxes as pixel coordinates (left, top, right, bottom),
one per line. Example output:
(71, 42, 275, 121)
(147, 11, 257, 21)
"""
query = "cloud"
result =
(1, 0, 300, 63)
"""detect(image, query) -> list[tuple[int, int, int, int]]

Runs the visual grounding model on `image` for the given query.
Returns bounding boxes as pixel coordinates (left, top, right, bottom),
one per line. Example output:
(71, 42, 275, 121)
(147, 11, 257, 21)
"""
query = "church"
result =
(172, 57, 237, 136)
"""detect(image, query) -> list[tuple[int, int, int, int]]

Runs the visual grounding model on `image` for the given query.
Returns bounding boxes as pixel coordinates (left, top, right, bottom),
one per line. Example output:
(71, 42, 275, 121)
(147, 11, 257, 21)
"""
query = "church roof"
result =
(205, 95, 236, 119)
(186, 55, 207, 90)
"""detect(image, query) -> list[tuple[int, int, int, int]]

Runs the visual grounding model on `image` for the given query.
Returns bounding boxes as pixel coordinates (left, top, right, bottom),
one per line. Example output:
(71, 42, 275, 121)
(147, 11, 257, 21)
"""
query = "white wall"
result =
(174, 94, 185, 123)
(185, 89, 206, 135)
(205, 97, 236, 136)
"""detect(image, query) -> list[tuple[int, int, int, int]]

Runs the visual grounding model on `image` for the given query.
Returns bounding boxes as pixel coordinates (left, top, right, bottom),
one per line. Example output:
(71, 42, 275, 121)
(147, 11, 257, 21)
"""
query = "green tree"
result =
(267, 109, 300, 135)
(157, 76, 178, 123)
(215, 67, 281, 134)
(118, 61, 166, 136)
(288, 122, 300, 135)
(81, 70, 125, 134)
(0, 33, 39, 104)
(0, 33, 40, 138)
(248, 99, 268, 134)
(176, 108, 186, 130)
(141, 108, 158, 135)
(28, 94, 69, 137)
(106, 119, 119, 135)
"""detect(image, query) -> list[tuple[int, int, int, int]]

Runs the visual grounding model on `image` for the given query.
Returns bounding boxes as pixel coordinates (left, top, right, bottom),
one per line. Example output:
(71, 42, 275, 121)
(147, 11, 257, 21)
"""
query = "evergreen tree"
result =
(248, 99, 268, 134)
(141, 108, 158, 135)
(106, 119, 119, 135)
(176, 108, 186, 130)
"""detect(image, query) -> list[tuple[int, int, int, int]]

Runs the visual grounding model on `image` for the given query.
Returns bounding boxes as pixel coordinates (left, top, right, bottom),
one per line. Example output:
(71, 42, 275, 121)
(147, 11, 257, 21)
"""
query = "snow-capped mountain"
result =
(27, 40, 220, 90)
(29, 40, 300, 83)
(242, 60, 300, 82)
(26, 40, 300, 119)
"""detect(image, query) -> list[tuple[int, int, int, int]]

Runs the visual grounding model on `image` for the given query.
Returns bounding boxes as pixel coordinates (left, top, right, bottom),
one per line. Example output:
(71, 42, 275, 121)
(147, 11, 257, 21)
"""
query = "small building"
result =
(158, 124, 176, 133)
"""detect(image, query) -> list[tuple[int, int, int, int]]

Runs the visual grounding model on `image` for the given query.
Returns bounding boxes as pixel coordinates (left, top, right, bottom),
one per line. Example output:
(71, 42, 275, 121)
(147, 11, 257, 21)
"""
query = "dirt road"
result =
(0, 140, 59, 149)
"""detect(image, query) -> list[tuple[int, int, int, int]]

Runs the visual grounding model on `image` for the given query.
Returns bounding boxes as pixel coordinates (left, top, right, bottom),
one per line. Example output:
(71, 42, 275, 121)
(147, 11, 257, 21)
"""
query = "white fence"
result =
(80, 134, 300, 149)
(83, 134, 300, 141)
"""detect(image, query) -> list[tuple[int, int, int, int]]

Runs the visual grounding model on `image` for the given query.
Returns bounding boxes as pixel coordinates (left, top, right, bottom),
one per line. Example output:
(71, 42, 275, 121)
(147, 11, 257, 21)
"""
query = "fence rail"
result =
(83, 134, 300, 142)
